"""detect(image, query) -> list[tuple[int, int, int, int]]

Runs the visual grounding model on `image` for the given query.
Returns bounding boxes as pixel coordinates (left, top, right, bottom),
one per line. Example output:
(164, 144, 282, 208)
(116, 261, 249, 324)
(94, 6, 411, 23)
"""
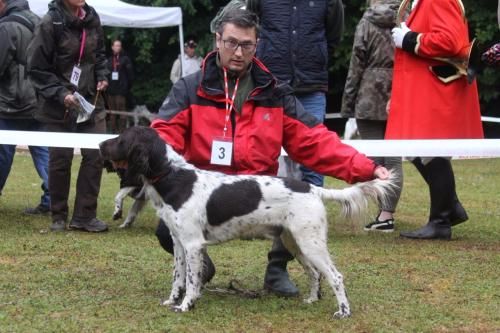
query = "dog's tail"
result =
(314, 172, 398, 223)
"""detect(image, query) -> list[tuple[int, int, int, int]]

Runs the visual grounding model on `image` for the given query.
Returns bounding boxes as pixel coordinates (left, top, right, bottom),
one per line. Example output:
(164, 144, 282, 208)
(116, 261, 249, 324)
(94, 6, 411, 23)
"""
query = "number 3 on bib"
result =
(210, 139, 233, 166)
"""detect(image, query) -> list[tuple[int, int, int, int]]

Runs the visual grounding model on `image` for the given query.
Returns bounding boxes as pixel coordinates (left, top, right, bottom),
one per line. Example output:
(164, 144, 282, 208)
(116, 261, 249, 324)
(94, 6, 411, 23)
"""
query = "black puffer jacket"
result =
(0, 0, 39, 119)
(250, 0, 344, 94)
(27, 0, 108, 124)
(341, 0, 399, 121)
(107, 51, 134, 96)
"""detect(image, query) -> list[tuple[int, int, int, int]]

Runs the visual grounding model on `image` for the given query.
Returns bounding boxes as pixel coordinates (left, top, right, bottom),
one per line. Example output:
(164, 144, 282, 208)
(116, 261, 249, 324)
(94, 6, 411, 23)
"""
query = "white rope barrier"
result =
(325, 113, 500, 123)
(1, 130, 500, 157)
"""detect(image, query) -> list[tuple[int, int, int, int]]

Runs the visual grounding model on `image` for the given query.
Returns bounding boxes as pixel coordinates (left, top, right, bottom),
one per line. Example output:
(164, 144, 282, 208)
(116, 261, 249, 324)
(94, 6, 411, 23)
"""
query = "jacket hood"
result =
(48, 0, 100, 29)
(1, 0, 29, 18)
(364, 1, 400, 28)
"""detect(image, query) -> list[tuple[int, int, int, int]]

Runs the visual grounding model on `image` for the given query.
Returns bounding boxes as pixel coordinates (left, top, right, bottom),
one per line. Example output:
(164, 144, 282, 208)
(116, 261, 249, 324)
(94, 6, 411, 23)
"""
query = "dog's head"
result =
(99, 126, 168, 180)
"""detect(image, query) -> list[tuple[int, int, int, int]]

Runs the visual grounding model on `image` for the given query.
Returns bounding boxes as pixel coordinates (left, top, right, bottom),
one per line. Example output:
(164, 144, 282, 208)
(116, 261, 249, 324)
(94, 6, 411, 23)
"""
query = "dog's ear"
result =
(126, 143, 150, 179)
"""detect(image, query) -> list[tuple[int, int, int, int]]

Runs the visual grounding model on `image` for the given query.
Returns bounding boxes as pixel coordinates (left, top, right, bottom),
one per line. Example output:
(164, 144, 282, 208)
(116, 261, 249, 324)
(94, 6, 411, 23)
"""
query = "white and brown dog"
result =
(99, 127, 395, 319)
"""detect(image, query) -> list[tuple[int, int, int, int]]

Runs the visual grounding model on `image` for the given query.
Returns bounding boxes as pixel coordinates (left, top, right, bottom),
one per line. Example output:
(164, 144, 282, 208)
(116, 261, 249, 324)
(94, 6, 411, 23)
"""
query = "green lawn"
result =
(0, 154, 499, 333)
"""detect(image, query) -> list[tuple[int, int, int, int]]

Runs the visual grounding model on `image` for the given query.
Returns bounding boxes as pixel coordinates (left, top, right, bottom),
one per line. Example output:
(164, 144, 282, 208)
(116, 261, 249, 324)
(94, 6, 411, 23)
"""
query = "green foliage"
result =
(104, 0, 499, 115)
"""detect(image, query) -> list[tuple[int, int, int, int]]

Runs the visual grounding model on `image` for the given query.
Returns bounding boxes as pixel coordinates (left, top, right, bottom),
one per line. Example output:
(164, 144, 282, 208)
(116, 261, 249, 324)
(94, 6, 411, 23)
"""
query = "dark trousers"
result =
(356, 119, 403, 212)
(45, 117, 105, 222)
(107, 94, 127, 133)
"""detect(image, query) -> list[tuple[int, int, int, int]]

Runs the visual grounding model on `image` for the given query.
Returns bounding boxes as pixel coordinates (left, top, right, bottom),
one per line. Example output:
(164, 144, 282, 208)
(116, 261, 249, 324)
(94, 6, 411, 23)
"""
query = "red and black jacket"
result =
(151, 51, 376, 184)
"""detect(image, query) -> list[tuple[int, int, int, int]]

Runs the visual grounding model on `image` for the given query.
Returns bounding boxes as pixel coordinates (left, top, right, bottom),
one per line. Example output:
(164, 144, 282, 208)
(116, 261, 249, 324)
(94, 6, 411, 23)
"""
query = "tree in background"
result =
(107, 0, 499, 136)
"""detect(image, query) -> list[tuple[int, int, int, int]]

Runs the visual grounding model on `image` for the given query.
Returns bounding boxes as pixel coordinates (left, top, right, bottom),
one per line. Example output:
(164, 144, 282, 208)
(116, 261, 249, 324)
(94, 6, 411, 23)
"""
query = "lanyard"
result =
(223, 67, 239, 138)
(112, 54, 119, 71)
(77, 29, 87, 66)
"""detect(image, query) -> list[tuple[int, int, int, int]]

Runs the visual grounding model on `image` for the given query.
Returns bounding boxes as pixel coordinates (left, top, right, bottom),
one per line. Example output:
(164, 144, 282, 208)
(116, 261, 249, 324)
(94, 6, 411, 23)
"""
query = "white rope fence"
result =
(1, 130, 500, 157)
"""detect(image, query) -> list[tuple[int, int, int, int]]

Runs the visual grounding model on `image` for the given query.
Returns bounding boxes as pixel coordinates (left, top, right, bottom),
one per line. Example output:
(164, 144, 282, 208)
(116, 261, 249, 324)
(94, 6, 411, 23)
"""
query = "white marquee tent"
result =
(29, 0, 187, 73)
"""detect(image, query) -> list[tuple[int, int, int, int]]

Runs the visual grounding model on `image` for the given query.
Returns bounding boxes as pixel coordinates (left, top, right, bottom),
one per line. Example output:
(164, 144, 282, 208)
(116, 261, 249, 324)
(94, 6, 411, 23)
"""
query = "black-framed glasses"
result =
(222, 39, 257, 53)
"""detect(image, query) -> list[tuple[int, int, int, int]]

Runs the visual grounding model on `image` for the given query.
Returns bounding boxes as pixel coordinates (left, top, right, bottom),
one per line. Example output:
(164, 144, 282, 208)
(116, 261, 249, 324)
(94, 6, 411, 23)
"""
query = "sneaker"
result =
(24, 204, 51, 215)
(69, 218, 108, 232)
(50, 220, 66, 232)
(364, 218, 395, 233)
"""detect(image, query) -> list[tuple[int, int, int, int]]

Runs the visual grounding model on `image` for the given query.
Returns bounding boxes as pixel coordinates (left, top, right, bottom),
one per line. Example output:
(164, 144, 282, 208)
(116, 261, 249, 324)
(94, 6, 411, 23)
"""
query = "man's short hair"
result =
(214, 8, 260, 37)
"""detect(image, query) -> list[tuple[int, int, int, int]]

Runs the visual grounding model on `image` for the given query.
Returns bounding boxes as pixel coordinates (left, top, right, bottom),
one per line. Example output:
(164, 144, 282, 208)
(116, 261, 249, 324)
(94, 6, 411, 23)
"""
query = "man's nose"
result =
(234, 45, 243, 56)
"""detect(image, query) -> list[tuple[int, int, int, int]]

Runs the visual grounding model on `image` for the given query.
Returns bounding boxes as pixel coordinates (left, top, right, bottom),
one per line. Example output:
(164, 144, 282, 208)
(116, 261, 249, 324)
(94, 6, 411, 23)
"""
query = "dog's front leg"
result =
(171, 245, 204, 313)
(113, 187, 136, 220)
(162, 236, 186, 307)
(119, 198, 147, 228)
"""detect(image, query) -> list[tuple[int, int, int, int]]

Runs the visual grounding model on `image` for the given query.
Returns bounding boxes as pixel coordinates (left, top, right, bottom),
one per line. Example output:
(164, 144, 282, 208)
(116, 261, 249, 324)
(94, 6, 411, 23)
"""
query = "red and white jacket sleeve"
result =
(151, 79, 191, 155)
(282, 95, 376, 184)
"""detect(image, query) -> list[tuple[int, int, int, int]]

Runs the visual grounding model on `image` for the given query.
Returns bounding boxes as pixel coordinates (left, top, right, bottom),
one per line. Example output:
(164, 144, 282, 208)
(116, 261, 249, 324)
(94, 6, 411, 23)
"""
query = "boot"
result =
(263, 237, 299, 297)
(155, 219, 215, 284)
(401, 158, 458, 240)
(400, 220, 451, 239)
(411, 158, 468, 226)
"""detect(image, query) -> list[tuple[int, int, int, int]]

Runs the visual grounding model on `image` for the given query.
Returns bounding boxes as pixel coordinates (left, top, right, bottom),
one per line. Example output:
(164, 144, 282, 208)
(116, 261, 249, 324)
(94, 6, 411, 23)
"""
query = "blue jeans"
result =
(297, 92, 326, 187)
(0, 118, 50, 208)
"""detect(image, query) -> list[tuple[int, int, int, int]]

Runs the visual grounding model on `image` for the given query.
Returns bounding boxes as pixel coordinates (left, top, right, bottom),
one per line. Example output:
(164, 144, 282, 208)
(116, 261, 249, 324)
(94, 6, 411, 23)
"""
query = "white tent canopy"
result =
(29, 0, 186, 73)
(29, 0, 182, 28)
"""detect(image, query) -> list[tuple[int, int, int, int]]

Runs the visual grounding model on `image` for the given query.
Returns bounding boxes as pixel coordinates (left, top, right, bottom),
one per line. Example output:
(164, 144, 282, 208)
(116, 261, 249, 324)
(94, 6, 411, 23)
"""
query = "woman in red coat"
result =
(387, 0, 483, 239)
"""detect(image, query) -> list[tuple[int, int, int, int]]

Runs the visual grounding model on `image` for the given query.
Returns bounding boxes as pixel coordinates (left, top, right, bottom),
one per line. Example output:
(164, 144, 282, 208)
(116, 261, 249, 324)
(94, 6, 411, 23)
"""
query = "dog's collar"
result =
(149, 171, 169, 184)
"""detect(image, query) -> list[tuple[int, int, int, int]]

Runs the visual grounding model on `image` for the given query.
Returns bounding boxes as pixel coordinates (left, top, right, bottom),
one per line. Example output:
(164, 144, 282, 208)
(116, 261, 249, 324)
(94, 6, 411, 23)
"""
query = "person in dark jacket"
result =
(247, 0, 344, 296)
(341, 0, 403, 233)
(27, 0, 109, 232)
(0, 0, 51, 215)
(106, 39, 134, 133)
(152, 8, 390, 298)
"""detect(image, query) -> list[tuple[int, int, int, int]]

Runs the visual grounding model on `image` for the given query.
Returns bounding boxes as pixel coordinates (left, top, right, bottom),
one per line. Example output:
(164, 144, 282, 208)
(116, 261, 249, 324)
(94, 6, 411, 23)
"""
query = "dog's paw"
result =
(112, 211, 122, 220)
(161, 298, 177, 307)
(118, 222, 131, 229)
(169, 303, 194, 313)
(333, 310, 351, 319)
(303, 296, 319, 304)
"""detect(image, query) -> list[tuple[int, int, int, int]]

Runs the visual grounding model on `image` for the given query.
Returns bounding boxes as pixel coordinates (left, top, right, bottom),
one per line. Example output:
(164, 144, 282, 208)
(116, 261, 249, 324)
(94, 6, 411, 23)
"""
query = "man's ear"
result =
(215, 33, 222, 49)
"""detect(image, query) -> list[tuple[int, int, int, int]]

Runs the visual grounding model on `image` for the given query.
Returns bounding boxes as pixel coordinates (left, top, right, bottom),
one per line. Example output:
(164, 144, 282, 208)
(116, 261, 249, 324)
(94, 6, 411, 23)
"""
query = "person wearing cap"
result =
(169, 39, 202, 84)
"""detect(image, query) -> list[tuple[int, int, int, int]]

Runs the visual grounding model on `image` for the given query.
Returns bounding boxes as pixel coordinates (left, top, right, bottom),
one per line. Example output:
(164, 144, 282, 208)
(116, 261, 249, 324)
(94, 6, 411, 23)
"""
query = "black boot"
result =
(401, 158, 460, 240)
(263, 237, 299, 297)
(155, 220, 215, 284)
(411, 158, 468, 226)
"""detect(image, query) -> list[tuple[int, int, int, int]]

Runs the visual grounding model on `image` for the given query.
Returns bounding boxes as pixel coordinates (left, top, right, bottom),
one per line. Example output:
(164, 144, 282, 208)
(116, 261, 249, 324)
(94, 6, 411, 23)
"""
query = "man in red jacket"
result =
(387, 0, 483, 239)
(151, 8, 389, 296)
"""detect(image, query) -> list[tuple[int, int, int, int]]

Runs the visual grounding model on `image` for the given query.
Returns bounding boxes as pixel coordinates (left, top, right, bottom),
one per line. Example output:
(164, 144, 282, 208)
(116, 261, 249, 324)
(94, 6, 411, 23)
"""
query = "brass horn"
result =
(396, 0, 479, 84)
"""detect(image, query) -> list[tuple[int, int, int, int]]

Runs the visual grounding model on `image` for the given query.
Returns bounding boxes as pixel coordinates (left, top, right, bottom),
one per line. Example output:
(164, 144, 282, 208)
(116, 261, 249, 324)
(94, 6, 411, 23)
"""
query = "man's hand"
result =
(392, 23, 411, 48)
(97, 80, 108, 91)
(373, 166, 390, 180)
(64, 94, 78, 108)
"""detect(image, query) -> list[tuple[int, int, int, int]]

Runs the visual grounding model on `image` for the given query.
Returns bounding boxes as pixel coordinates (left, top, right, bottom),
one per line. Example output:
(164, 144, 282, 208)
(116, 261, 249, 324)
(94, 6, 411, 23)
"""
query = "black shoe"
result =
(264, 264, 299, 297)
(364, 218, 395, 233)
(400, 221, 451, 240)
(69, 218, 108, 232)
(24, 204, 50, 215)
(50, 220, 66, 232)
(201, 249, 216, 285)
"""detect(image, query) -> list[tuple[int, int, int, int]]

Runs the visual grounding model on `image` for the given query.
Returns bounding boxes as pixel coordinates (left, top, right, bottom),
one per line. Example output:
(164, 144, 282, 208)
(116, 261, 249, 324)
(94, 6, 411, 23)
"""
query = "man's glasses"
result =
(221, 39, 257, 53)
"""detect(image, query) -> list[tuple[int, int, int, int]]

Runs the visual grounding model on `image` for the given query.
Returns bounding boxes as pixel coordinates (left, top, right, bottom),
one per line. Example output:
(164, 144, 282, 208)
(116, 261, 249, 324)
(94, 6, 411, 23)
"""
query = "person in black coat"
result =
(106, 39, 134, 133)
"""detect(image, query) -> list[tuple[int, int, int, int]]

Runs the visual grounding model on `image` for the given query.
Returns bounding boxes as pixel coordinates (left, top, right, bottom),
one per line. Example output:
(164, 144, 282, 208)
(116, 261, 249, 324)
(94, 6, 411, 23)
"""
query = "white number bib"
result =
(210, 139, 233, 166)
(112, 71, 119, 81)
(70, 66, 82, 87)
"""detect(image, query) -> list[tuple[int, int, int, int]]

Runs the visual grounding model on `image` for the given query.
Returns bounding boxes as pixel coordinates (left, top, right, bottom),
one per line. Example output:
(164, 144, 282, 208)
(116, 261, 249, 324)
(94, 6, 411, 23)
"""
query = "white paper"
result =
(73, 92, 95, 123)
(210, 139, 233, 166)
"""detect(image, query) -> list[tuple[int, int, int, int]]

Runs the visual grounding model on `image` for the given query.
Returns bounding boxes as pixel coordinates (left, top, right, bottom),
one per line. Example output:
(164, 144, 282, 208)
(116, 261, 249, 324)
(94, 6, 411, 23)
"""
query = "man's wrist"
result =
(402, 31, 421, 55)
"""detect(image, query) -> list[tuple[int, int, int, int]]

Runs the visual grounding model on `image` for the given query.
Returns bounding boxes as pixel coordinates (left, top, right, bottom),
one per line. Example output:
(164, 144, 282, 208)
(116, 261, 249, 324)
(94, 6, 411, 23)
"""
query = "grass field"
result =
(0, 154, 499, 333)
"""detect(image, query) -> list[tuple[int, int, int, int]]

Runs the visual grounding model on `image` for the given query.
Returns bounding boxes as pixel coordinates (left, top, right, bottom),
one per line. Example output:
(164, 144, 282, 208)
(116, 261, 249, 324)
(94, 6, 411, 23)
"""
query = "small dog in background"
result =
(103, 160, 146, 228)
(100, 127, 396, 319)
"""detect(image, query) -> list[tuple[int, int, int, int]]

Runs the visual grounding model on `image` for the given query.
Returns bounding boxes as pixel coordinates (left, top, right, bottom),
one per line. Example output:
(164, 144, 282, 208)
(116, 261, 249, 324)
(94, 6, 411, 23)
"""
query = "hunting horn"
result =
(396, 0, 479, 84)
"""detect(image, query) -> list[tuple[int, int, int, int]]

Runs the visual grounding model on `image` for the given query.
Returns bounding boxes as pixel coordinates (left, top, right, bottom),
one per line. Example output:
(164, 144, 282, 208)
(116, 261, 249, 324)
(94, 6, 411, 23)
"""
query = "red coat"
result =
(385, 0, 483, 139)
(151, 52, 376, 184)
